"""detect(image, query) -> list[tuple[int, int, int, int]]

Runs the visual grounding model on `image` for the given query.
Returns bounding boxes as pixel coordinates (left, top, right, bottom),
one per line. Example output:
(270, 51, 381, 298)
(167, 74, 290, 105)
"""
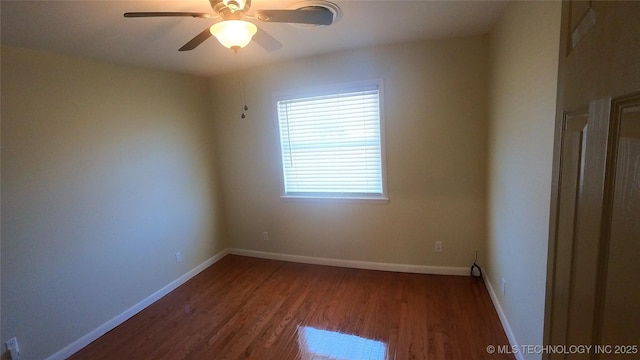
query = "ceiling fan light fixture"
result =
(210, 20, 257, 49)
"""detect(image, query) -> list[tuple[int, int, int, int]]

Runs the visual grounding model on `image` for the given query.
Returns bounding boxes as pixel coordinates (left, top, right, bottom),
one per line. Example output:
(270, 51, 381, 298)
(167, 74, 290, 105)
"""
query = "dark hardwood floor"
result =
(69, 255, 514, 359)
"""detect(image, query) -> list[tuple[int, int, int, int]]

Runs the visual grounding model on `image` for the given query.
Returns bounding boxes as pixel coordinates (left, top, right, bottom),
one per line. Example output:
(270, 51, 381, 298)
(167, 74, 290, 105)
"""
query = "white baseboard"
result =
(46, 248, 229, 360)
(483, 274, 525, 360)
(228, 248, 469, 276)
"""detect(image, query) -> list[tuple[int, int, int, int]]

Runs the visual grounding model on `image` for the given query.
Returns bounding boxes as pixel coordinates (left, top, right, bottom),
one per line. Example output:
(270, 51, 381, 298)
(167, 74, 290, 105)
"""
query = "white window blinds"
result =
(277, 84, 384, 198)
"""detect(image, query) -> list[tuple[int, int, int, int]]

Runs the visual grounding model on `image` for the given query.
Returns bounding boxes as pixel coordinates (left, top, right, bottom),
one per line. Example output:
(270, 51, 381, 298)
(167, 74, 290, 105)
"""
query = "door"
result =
(544, 2, 640, 360)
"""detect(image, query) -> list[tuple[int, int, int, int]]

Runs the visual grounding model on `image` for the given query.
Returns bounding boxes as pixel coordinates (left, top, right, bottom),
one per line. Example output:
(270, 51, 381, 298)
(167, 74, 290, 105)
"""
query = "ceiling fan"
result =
(124, 0, 337, 52)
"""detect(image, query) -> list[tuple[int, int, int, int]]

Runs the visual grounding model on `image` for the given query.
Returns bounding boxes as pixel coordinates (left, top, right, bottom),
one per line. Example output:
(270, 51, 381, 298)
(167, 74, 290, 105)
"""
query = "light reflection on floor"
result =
(297, 326, 388, 360)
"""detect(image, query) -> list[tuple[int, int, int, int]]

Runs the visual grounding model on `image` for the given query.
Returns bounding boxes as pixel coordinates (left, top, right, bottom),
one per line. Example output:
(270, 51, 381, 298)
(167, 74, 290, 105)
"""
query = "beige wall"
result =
(1, 46, 226, 359)
(487, 2, 561, 359)
(210, 37, 489, 267)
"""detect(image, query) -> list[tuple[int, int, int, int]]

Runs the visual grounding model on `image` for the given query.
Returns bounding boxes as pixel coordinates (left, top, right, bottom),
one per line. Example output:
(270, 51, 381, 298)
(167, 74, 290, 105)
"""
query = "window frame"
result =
(273, 80, 389, 202)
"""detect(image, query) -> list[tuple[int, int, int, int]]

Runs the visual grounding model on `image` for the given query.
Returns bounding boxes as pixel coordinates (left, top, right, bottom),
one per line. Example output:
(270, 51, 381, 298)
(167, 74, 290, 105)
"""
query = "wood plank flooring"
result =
(69, 255, 514, 359)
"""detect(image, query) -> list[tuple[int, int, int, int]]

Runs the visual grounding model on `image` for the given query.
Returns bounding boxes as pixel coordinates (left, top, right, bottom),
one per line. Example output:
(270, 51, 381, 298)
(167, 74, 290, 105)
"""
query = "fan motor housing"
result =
(210, 0, 251, 20)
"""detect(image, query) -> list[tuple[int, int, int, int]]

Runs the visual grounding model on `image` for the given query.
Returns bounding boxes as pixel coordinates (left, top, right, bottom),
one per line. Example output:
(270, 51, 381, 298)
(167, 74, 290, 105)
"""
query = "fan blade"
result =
(252, 26, 283, 52)
(255, 8, 333, 25)
(124, 12, 213, 18)
(179, 27, 213, 51)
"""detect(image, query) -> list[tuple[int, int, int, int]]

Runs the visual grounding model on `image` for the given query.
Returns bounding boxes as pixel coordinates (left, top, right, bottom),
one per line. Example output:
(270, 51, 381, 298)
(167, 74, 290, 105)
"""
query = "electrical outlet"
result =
(6, 337, 20, 357)
(175, 252, 182, 263)
(501, 278, 507, 296)
(262, 231, 269, 241)
(435, 241, 442, 252)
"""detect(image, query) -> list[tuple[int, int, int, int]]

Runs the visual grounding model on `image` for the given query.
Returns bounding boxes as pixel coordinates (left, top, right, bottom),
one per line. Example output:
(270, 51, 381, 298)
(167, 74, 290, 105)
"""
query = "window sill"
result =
(280, 195, 390, 204)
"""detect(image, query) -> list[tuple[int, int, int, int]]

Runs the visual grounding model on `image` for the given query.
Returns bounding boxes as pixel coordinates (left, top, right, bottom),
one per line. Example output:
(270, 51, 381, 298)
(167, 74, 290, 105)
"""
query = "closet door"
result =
(598, 96, 640, 358)
(545, 2, 640, 359)
(548, 112, 588, 357)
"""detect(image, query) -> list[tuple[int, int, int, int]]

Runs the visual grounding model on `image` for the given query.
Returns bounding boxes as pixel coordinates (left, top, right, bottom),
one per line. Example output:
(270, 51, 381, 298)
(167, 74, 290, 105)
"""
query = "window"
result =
(276, 82, 386, 200)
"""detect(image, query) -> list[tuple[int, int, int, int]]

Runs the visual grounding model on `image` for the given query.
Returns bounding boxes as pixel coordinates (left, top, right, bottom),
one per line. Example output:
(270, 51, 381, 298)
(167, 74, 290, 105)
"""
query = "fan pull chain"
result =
(234, 50, 248, 119)
(239, 76, 248, 119)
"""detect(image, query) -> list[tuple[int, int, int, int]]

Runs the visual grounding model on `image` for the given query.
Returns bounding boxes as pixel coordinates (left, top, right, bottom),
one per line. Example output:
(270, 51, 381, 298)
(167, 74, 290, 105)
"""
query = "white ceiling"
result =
(1, 0, 509, 77)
